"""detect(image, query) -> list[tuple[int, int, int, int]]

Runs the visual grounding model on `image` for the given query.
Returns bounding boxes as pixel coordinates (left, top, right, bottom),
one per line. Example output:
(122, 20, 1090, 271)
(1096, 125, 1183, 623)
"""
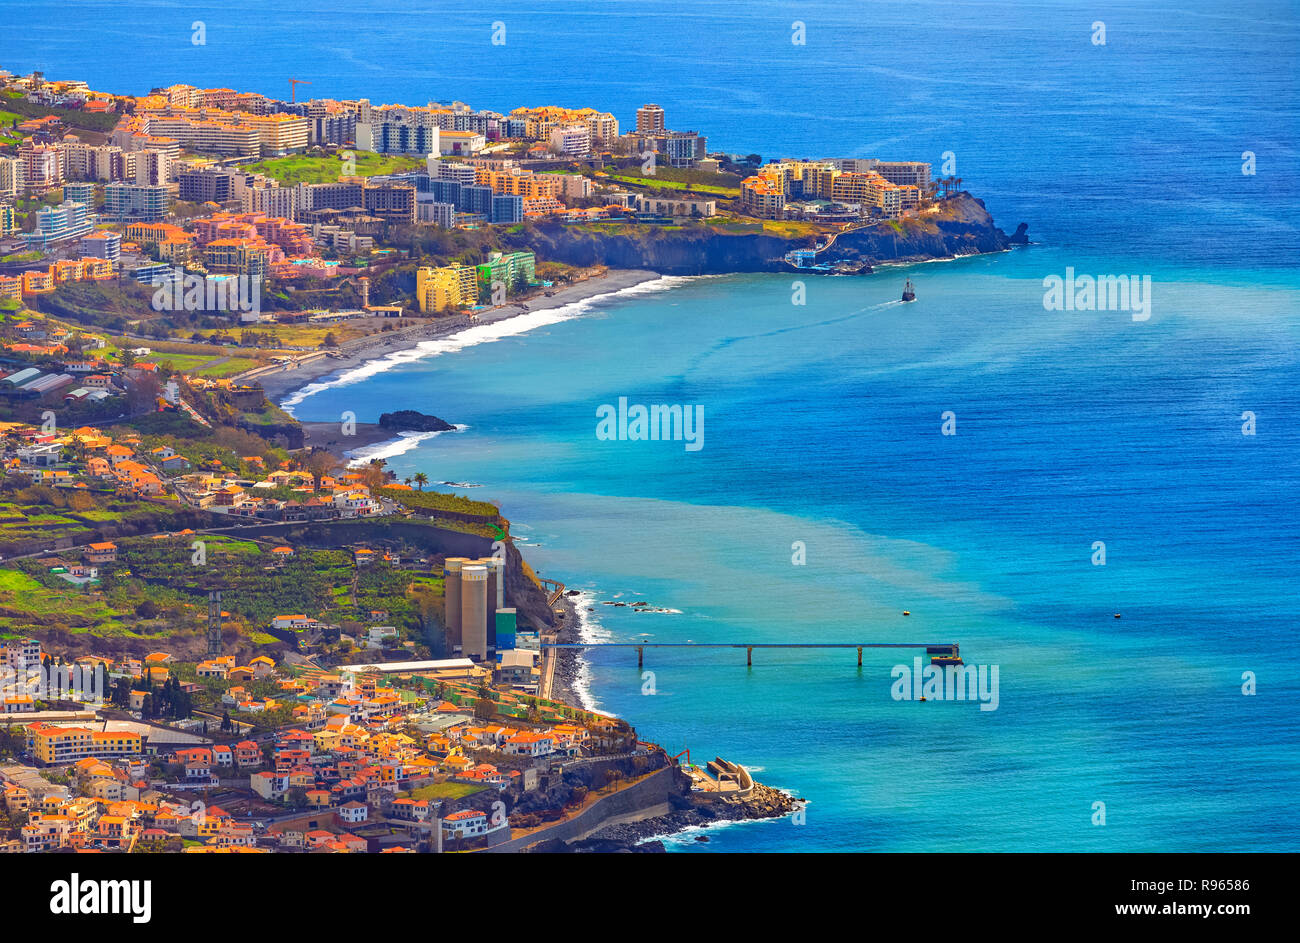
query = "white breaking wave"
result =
(343, 424, 468, 467)
(569, 589, 614, 714)
(280, 275, 691, 411)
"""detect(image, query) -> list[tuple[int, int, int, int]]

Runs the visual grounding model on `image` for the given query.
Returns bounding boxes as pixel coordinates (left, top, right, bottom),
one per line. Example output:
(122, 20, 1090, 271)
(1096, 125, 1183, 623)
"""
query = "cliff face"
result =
(516, 226, 797, 275)
(509, 194, 1024, 275)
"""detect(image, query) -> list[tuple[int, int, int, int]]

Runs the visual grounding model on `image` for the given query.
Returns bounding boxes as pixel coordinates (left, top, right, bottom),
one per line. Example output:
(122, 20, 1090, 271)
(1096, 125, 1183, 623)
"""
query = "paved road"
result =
(539, 633, 558, 701)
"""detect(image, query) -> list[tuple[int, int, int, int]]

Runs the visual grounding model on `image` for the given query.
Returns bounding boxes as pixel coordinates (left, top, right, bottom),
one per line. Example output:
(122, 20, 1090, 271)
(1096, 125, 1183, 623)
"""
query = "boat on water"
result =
(901, 278, 916, 302)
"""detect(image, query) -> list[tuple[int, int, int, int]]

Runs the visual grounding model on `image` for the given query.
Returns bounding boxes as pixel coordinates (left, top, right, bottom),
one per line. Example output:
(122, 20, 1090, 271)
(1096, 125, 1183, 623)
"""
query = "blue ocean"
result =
(6, 0, 1296, 851)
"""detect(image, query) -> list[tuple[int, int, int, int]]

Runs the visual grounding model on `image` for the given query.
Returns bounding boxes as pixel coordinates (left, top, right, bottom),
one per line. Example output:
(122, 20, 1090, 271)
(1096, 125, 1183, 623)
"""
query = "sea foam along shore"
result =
(341, 425, 469, 468)
(266, 267, 674, 715)
(261, 268, 666, 410)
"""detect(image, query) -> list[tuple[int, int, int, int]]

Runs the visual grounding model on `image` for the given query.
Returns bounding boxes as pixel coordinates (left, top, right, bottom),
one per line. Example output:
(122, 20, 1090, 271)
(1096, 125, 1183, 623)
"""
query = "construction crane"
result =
(289, 78, 311, 103)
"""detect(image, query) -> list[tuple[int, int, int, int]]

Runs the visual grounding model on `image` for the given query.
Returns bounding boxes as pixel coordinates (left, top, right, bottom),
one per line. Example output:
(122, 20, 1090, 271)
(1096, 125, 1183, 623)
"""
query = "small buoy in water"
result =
(902, 610, 911, 616)
(919, 696, 927, 702)
(1114, 613, 1122, 619)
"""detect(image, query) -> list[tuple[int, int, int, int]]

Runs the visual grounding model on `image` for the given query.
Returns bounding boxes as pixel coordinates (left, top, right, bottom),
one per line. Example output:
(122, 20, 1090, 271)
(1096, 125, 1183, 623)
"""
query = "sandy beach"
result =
(256, 268, 661, 407)
(268, 268, 660, 711)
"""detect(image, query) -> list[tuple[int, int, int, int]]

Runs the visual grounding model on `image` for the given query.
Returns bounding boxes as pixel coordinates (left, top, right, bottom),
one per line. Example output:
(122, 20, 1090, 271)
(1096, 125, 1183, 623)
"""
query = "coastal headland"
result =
(505, 193, 1026, 275)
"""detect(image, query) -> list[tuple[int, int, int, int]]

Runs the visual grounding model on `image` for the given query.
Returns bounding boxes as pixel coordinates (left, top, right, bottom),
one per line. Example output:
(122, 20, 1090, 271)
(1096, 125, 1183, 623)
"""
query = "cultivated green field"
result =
(606, 173, 740, 196)
(407, 782, 485, 801)
(246, 153, 426, 186)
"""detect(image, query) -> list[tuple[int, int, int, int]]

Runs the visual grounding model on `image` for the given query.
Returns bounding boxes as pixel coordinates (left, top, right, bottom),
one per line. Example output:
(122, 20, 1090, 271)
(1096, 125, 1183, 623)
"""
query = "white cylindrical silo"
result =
(444, 557, 469, 649)
(460, 564, 488, 660)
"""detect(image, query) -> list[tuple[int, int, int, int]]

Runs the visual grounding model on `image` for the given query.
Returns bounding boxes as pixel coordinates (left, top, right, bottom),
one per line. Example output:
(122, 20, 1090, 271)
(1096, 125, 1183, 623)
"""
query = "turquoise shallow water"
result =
(8, 0, 1297, 850)
(285, 255, 1300, 852)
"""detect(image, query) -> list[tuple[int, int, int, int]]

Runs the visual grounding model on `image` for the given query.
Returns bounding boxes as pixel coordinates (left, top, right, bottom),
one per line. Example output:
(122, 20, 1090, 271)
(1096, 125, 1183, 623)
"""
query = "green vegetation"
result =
(0, 480, 198, 553)
(246, 153, 425, 186)
(89, 537, 442, 649)
(0, 564, 166, 642)
(607, 174, 740, 196)
(380, 487, 499, 520)
(406, 781, 484, 801)
(0, 96, 121, 133)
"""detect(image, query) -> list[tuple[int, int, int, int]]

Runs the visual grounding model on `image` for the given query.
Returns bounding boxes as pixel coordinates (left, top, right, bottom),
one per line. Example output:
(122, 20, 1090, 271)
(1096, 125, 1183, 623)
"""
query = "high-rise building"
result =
(294, 181, 365, 217)
(548, 124, 592, 156)
(62, 182, 94, 206)
(102, 182, 170, 222)
(178, 168, 241, 203)
(363, 183, 416, 224)
(636, 104, 666, 134)
(628, 130, 708, 168)
(356, 105, 442, 155)
(415, 264, 478, 312)
(475, 250, 535, 296)
(489, 193, 523, 224)
(871, 161, 931, 191)
(427, 158, 477, 186)
(19, 141, 64, 191)
(80, 230, 121, 265)
(416, 201, 455, 227)
(0, 156, 23, 199)
(133, 149, 170, 187)
(459, 184, 493, 217)
(22, 201, 93, 250)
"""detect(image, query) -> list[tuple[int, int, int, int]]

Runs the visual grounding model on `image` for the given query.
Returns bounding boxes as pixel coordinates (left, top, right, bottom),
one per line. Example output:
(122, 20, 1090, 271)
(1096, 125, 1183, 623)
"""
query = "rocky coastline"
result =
(569, 779, 802, 853)
(506, 193, 1026, 276)
(263, 214, 1027, 850)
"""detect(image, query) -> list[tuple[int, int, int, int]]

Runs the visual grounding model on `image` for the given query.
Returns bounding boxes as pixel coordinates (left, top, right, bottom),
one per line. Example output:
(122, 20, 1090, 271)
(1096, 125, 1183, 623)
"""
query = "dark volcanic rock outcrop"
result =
(378, 410, 455, 433)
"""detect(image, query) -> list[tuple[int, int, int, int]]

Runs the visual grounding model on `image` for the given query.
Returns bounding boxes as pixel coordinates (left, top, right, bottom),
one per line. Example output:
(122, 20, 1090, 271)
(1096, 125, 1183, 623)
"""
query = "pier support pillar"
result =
(857, 647, 863, 667)
(746, 647, 753, 667)
(637, 646, 643, 669)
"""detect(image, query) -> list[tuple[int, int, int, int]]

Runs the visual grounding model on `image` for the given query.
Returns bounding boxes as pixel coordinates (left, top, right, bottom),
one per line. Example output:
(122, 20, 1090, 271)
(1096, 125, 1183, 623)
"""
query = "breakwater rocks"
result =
(587, 777, 802, 850)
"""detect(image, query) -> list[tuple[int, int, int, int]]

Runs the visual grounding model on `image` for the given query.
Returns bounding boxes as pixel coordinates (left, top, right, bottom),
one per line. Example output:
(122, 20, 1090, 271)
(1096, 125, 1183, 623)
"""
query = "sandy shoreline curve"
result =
(256, 267, 662, 407)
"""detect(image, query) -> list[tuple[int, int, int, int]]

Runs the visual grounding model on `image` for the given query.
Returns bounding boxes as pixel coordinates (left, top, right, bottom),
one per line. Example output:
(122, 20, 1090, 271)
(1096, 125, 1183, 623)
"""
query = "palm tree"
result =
(413, 472, 428, 491)
(403, 477, 412, 487)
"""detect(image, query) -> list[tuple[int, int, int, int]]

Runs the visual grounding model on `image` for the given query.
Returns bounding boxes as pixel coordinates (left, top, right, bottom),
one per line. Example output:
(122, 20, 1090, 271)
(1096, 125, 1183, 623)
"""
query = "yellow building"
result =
(474, 167, 561, 199)
(740, 173, 785, 219)
(30, 725, 143, 765)
(416, 263, 478, 313)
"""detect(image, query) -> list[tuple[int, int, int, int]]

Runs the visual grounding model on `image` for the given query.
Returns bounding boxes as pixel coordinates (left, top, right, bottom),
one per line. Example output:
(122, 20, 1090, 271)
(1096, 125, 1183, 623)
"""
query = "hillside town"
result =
(2, 630, 666, 853)
(1, 67, 946, 330)
(0, 65, 904, 855)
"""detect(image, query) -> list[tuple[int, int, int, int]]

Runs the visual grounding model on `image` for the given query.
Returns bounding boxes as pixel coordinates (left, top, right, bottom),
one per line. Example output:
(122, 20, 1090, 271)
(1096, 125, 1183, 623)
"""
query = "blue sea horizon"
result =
(9, 0, 1296, 851)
